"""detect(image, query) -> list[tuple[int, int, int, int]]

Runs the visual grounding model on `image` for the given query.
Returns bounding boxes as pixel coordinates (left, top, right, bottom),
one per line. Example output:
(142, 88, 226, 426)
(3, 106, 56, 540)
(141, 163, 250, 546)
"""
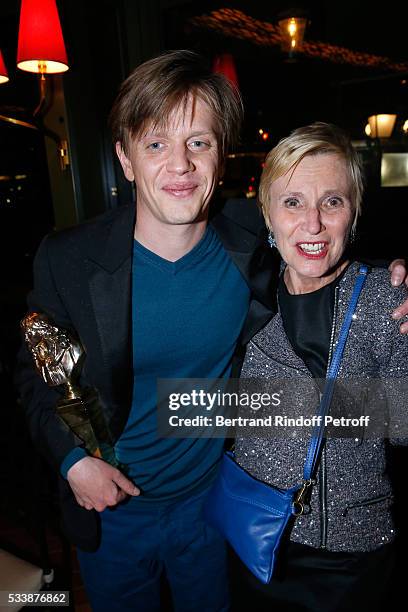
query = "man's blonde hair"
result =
(259, 122, 363, 231)
(109, 50, 243, 163)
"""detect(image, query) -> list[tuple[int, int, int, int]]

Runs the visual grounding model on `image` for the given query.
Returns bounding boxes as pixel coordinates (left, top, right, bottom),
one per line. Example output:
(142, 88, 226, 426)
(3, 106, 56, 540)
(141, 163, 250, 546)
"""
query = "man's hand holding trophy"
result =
(21, 313, 140, 511)
(21, 312, 119, 464)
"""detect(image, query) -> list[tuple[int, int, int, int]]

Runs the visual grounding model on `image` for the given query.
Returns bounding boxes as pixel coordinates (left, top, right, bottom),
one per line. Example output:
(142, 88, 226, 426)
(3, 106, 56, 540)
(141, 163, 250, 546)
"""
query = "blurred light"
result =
(288, 19, 297, 37)
(365, 123, 371, 137)
(212, 53, 238, 88)
(0, 113, 38, 129)
(262, 132, 269, 140)
(258, 129, 264, 135)
(0, 50, 9, 84)
(17, 0, 69, 74)
(278, 16, 307, 56)
(367, 114, 397, 138)
(403, 120, 408, 134)
(381, 153, 408, 187)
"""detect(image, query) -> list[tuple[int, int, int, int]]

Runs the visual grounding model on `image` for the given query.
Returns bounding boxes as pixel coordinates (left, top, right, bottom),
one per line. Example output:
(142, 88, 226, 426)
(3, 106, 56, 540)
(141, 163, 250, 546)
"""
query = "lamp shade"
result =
(367, 114, 397, 138)
(0, 50, 9, 84)
(212, 54, 239, 88)
(17, 0, 69, 74)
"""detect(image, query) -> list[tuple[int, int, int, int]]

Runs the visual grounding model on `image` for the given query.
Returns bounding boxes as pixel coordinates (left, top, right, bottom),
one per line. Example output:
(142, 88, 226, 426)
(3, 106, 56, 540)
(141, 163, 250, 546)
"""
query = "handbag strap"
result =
(302, 264, 369, 482)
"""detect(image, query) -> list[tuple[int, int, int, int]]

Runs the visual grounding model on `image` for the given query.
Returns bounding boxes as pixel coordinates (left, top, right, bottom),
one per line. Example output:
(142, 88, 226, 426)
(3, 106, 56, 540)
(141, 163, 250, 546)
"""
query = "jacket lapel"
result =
(211, 200, 279, 345)
(86, 204, 135, 438)
(82, 199, 279, 435)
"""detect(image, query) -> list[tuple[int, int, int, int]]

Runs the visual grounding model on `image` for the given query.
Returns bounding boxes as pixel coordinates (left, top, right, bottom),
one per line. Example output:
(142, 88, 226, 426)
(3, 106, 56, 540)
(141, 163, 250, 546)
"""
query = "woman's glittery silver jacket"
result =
(236, 262, 408, 552)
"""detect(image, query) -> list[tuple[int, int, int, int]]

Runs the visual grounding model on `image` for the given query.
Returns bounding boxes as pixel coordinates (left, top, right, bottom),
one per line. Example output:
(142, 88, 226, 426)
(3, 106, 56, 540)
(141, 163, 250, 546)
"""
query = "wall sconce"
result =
(0, 51, 9, 84)
(1, 0, 69, 86)
(17, 0, 69, 116)
(0, 0, 70, 168)
(366, 114, 397, 139)
(277, 13, 308, 58)
(17, 0, 69, 76)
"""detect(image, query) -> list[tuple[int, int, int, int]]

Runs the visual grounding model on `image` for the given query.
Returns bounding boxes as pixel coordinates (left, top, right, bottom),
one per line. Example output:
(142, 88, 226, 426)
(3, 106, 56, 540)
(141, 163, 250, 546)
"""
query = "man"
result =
(16, 50, 408, 612)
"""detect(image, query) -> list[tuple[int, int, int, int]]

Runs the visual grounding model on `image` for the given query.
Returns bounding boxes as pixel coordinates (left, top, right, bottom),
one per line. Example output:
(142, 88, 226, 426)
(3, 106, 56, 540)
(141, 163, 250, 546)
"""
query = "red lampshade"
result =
(17, 0, 69, 74)
(213, 53, 239, 88)
(0, 50, 9, 84)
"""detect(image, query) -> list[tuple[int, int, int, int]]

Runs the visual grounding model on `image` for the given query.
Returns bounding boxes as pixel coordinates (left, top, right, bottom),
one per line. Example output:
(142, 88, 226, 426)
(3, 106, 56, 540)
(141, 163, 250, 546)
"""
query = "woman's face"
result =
(268, 153, 354, 292)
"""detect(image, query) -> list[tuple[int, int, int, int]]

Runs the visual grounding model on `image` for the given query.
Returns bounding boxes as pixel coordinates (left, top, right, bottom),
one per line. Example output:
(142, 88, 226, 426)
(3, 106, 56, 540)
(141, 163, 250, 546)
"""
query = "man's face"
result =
(116, 96, 220, 228)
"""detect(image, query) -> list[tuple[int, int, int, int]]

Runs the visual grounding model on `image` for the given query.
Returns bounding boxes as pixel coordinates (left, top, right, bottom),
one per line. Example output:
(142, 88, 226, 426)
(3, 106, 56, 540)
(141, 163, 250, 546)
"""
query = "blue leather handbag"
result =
(204, 266, 369, 584)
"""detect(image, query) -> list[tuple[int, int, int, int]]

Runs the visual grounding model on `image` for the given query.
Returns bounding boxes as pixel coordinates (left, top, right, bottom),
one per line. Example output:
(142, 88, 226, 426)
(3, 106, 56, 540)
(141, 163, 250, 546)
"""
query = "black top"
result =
(278, 265, 349, 379)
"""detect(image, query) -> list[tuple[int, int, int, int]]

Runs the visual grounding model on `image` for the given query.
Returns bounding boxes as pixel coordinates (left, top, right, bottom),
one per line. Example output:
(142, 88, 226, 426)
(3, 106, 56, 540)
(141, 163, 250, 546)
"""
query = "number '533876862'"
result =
(0, 591, 69, 607)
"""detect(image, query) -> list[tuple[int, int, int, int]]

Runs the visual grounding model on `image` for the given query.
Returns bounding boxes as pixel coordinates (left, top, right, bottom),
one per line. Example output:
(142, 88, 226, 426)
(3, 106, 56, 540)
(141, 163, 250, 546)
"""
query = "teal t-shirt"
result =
(115, 226, 250, 500)
(61, 226, 251, 496)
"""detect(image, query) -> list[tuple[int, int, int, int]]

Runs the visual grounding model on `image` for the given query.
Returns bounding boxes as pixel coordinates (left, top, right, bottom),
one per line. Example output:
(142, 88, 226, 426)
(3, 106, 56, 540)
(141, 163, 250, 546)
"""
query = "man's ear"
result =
(115, 142, 135, 182)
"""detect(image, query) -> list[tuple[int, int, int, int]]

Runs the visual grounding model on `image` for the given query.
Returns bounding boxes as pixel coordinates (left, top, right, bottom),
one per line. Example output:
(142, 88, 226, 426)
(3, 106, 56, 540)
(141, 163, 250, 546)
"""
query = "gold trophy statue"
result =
(21, 312, 121, 468)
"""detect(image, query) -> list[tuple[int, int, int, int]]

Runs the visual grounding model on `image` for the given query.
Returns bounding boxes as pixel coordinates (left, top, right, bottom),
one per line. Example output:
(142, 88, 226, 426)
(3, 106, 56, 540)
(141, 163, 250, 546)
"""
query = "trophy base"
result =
(56, 392, 122, 469)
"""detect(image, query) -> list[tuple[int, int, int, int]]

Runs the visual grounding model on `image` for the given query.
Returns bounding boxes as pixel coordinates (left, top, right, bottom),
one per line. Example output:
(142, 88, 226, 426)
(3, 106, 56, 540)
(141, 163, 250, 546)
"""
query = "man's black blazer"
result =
(16, 198, 279, 551)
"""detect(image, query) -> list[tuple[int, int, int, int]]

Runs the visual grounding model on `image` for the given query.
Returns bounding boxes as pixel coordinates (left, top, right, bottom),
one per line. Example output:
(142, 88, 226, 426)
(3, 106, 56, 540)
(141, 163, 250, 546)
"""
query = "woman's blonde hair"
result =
(259, 122, 364, 231)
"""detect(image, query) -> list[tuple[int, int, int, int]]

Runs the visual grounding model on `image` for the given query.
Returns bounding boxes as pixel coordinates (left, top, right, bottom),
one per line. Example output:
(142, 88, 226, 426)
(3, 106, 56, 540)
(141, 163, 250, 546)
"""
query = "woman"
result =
(235, 122, 408, 611)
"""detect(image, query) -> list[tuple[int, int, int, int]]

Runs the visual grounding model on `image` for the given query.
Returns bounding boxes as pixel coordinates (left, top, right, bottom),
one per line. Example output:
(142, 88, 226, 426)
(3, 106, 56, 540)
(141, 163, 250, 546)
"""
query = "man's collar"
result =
(86, 204, 135, 273)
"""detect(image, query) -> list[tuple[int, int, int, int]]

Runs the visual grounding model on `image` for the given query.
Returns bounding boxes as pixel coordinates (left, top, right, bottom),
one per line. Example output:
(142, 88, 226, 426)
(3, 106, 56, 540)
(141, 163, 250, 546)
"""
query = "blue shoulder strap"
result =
(303, 265, 369, 481)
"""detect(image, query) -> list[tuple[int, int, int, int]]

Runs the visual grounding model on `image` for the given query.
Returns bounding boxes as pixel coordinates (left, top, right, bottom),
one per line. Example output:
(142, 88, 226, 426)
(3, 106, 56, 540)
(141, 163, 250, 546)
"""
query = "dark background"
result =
(1, 1, 408, 254)
(0, 1, 407, 608)
(1, 0, 406, 368)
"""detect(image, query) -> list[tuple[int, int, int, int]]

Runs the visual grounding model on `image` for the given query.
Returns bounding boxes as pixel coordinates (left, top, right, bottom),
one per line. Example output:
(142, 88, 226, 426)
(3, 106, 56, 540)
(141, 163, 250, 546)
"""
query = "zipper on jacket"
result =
(319, 285, 339, 548)
(319, 445, 328, 547)
(342, 494, 394, 516)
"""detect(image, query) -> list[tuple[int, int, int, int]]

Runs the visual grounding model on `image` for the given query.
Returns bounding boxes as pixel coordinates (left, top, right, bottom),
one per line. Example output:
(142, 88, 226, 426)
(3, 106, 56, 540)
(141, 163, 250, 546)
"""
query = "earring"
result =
(267, 231, 277, 248)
